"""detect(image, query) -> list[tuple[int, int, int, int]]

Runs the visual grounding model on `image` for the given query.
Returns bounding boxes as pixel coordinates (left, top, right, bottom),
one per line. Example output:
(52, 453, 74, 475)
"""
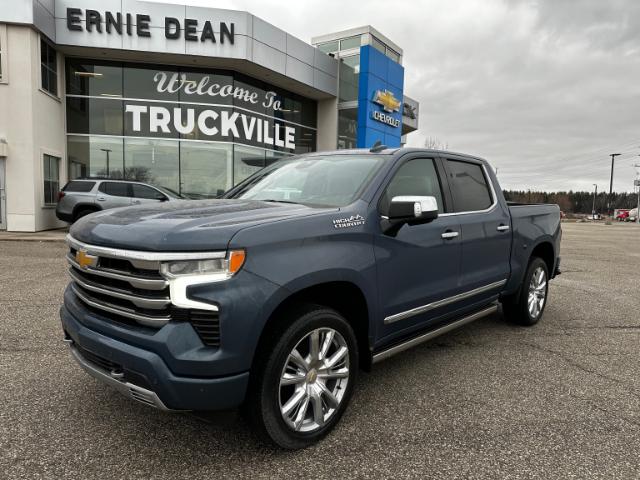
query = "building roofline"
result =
(311, 25, 403, 56)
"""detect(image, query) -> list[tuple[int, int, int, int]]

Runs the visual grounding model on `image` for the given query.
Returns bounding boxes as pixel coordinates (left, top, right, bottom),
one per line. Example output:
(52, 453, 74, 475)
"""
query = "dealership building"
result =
(0, 0, 420, 231)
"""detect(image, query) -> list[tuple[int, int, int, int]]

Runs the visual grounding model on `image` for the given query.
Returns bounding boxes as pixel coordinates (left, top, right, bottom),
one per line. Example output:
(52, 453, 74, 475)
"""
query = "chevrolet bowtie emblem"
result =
(372, 89, 401, 113)
(75, 249, 98, 269)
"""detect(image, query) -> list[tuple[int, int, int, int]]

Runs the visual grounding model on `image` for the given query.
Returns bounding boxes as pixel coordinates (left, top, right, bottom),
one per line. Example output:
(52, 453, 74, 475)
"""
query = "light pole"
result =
(100, 148, 112, 177)
(592, 184, 598, 218)
(635, 159, 640, 225)
(608, 153, 621, 217)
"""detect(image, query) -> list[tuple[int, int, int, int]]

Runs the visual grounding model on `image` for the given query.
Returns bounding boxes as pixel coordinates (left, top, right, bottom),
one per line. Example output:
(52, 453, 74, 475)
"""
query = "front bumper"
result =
(61, 305, 250, 411)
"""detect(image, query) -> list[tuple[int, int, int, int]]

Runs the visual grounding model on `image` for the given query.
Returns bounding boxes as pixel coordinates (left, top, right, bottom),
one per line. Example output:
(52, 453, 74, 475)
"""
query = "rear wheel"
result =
(246, 305, 358, 449)
(502, 257, 549, 326)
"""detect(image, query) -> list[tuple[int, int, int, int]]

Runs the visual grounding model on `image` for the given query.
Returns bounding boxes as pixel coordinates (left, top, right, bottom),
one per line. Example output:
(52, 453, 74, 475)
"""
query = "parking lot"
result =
(1, 222, 639, 479)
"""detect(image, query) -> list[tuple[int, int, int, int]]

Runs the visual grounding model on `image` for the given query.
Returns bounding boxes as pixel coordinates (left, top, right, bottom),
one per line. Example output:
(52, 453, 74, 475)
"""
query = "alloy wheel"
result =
(527, 266, 547, 319)
(278, 328, 350, 433)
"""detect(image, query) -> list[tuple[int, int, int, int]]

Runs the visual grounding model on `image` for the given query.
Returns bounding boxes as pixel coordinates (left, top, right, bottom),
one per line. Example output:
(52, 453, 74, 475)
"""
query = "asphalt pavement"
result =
(1, 222, 639, 479)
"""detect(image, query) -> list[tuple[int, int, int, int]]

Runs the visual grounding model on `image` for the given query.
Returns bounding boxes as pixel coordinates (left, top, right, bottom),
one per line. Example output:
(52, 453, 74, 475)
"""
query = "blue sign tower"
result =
(356, 45, 405, 148)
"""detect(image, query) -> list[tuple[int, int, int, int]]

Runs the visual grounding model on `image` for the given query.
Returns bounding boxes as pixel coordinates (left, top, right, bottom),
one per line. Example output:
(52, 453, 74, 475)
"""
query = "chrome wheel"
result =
(527, 266, 547, 319)
(279, 328, 350, 433)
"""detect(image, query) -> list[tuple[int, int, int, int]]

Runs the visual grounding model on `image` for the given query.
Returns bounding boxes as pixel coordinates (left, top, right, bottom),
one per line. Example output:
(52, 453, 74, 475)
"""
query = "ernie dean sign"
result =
(66, 8, 234, 44)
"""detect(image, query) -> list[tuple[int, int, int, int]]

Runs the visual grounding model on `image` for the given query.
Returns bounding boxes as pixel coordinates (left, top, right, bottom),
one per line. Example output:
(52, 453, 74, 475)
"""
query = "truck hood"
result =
(70, 199, 335, 251)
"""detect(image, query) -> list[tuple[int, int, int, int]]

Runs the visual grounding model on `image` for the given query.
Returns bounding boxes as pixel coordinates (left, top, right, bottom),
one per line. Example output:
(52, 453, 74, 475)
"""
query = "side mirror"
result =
(383, 196, 439, 235)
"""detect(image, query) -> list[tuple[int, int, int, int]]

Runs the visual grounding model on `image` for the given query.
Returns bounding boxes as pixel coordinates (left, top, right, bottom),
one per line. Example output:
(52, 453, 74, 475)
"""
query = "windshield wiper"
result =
(260, 199, 302, 205)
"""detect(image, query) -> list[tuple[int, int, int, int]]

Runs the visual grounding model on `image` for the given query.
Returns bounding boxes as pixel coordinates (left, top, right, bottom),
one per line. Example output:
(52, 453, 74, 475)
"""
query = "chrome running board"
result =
(372, 304, 498, 364)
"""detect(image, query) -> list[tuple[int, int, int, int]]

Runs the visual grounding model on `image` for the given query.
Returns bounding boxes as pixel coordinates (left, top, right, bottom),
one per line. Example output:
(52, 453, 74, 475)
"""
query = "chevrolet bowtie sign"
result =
(371, 90, 401, 128)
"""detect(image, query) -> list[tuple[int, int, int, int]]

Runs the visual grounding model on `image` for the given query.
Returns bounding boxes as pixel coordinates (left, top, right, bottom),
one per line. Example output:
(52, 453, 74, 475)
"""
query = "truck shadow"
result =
(72, 310, 519, 469)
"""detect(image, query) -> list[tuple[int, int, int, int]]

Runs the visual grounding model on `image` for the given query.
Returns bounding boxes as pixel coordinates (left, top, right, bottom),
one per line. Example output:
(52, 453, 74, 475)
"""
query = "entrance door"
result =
(0, 159, 6, 230)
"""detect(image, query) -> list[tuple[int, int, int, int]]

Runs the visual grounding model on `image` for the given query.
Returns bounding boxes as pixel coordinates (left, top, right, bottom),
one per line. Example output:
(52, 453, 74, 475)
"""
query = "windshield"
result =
(226, 154, 388, 207)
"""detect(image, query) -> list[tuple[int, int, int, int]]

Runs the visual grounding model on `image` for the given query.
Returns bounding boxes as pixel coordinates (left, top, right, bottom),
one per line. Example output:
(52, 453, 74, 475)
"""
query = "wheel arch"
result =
(252, 280, 372, 373)
(72, 203, 101, 220)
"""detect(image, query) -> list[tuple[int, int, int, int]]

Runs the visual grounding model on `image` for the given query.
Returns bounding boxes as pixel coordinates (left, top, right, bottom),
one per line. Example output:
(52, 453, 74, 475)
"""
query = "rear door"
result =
(97, 182, 133, 209)
(374, 155, 462, 341)
(441, 156, 511, 304)
(131, 184, 168, 205)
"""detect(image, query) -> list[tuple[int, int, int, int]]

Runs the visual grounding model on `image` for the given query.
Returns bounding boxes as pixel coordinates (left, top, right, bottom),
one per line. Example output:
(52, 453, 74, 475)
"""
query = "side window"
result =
(99, 182, 130, 197)
(40, 38, 58, 96)
(380, 158, 444, 214)
(445, 160, 493, 212)
(132, 184, 166, 200)
(43, 154, 60, 205)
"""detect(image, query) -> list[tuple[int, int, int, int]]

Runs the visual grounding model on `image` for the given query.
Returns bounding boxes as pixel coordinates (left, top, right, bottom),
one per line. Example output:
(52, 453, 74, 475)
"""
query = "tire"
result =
(246, 305, 358, 449)
(502, 257, 549, 326)
(73, 208, 98, 222)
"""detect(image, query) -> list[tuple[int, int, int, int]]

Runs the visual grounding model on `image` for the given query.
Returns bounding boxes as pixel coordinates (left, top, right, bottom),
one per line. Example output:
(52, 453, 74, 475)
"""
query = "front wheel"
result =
(246, 306, 358, 449)
(502, 257, 549, 326)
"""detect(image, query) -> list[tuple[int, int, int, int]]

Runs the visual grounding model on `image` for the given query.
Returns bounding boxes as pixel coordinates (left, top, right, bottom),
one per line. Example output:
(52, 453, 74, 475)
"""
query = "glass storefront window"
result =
(371, 35, 386, 55)
(386, 48, 401, 63)
(180, 142, 232, 198)
(179, 69, 234, 105)
(233, 144, 265, 185)
(339, 55, 360, 103)
(66, 60, 123, 97)
(124, 138, 179, 191)
(317, 41, 339, 54)
(124, 65, 179, 101)
(338, 108, 358, 149)
(67, 98, 124, 136)
(67, 135, 124, 179)
(65, 59, 314, 195)
(340, 36, 361, 51)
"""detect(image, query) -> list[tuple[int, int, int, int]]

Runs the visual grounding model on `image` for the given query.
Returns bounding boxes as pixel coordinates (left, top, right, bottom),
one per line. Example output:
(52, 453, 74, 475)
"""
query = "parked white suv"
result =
(56, 179, 183, 223)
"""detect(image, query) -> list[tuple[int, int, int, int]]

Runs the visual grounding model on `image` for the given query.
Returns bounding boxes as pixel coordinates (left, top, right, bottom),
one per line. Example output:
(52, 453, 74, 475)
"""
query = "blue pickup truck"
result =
(60, 147, 561, 449)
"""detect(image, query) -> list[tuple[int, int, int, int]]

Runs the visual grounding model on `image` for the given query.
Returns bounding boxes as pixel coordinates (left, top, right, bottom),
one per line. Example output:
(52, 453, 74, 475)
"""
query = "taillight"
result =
(57, 191, 65, 201)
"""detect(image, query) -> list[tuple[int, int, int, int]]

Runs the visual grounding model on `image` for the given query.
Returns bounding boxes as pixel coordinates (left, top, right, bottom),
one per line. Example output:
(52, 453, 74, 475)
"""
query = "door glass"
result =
(132, 184, 165, 200)
(380, 158, 444, 214)
(99, 182, 130, 197)
(446, 160, 493, 212)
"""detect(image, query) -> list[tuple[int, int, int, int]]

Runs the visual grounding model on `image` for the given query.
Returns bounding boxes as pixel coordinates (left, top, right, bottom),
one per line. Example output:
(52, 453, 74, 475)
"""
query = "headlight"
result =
(159, 250, 246, 279)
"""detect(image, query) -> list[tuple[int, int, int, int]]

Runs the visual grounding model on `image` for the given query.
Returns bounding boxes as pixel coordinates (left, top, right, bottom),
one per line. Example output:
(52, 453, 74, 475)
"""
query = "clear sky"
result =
(156, 0, 640, 192)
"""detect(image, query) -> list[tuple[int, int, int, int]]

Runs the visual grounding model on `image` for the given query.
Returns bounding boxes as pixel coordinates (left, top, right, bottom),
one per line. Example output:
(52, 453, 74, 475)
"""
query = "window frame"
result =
(440, 156, 497, 215)
(42, 152, 61, 207)
(39, 36, 59, 98)
(377, 155, 451, 217)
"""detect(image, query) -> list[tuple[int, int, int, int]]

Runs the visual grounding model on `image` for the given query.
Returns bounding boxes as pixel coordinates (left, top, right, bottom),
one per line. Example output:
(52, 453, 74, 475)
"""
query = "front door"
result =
(375, 156, 462, 342)
(0, 159, 6, 230)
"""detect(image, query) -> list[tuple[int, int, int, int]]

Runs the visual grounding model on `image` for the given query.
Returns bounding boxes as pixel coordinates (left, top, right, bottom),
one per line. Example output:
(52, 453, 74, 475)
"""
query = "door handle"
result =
(132, 200, 141, 205)
(441, 231, 459, 240)
(497, 225, 510, 232)
(97, 197, 106, 201)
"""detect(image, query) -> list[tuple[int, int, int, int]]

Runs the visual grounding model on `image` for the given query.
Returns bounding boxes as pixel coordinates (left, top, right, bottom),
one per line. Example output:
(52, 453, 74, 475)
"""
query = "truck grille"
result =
(66, 239, 221, 347)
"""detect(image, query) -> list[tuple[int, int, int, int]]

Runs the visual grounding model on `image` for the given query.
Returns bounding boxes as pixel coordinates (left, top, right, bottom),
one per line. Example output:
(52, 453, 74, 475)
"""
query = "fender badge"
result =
(332, 214, 365, 229)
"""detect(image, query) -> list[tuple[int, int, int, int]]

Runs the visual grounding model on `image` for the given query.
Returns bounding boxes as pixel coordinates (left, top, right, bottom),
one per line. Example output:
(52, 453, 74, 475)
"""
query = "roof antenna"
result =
(369, 140, 387, 153)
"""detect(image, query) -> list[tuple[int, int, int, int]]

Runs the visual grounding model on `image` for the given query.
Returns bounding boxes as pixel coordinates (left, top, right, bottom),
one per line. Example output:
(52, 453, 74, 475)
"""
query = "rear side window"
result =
(445, 160, 493, 212)
(132, 184, 166, 200)
(380, 158, 445, 214)
(98, 182, 131, 197)
(63, 181, 95, 193)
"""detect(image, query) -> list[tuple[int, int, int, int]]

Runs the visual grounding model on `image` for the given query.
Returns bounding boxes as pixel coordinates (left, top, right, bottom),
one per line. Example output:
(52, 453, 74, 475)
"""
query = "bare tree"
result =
(424, 136, 449, 150)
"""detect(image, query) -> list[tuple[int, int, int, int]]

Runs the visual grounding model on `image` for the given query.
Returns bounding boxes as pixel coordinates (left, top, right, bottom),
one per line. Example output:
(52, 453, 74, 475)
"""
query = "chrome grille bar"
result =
(66, 254, 168, 290)
(67, 235, 226, 261)
(71, 285, 171, 327)
(68, 269, 170, 310)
